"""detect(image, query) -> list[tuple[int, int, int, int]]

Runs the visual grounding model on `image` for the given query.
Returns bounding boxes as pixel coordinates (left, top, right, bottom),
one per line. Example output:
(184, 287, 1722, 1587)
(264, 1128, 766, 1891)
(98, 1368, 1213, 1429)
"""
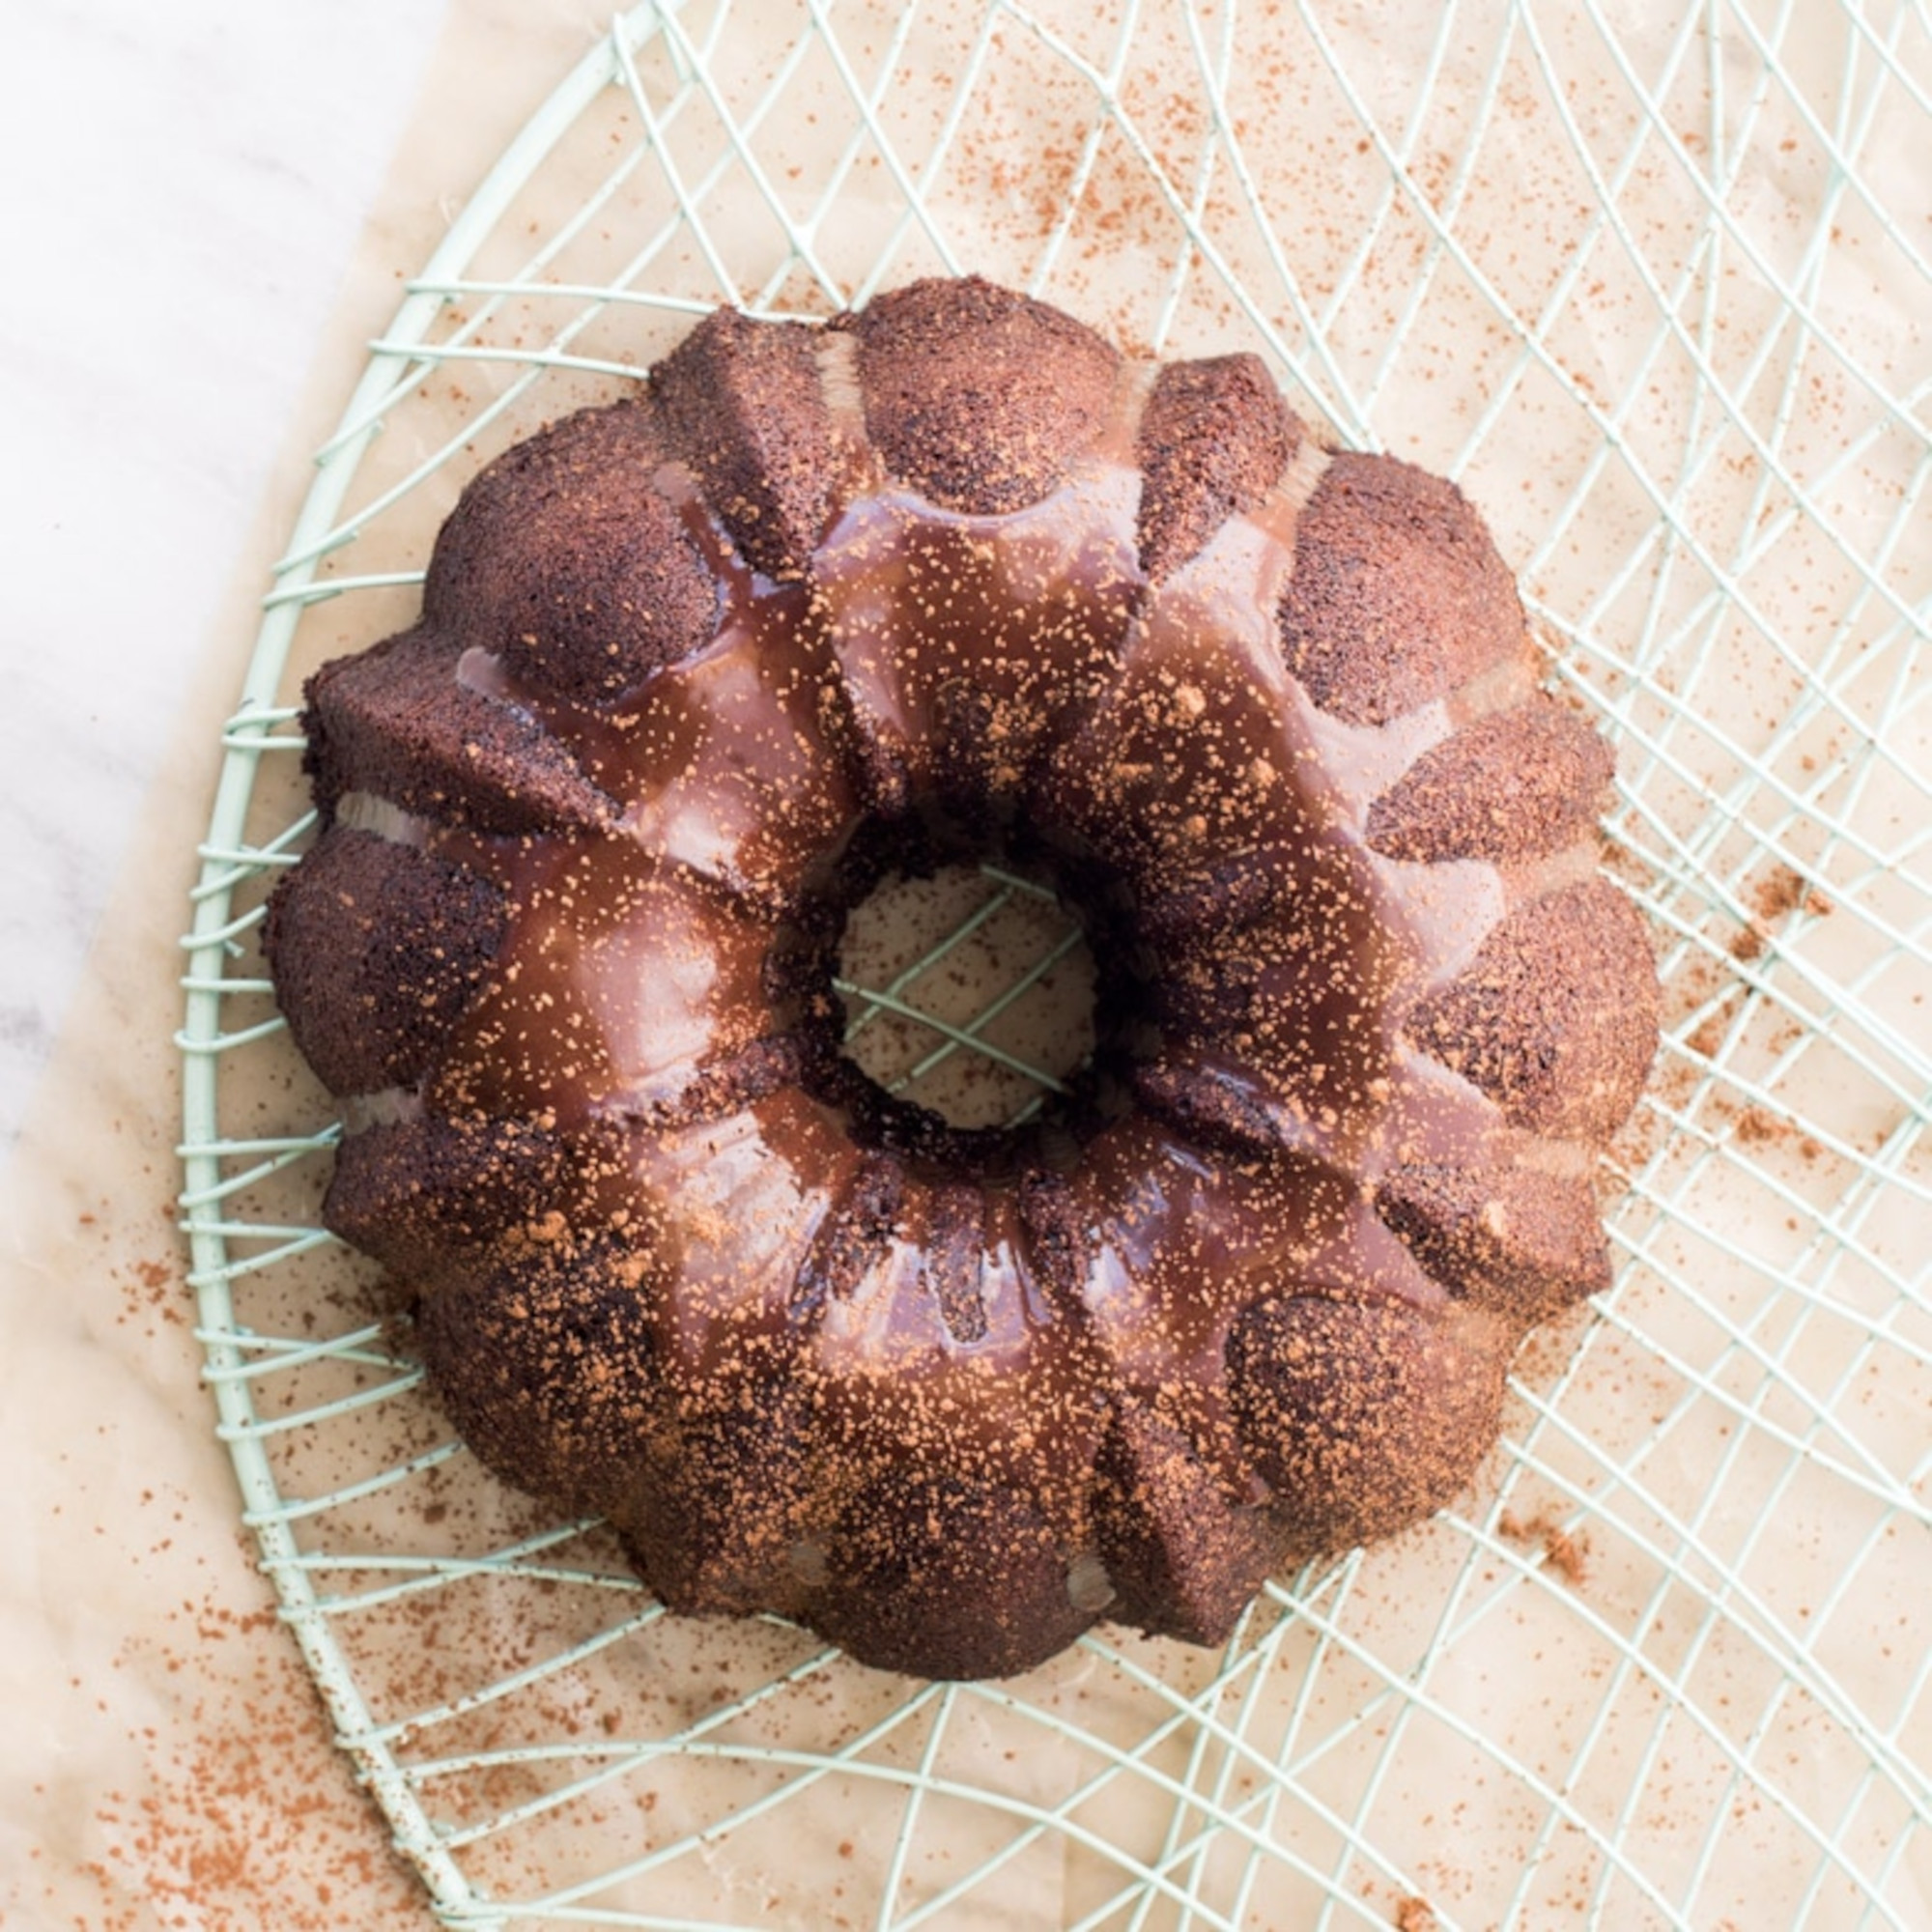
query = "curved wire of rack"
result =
(180, 3, 1929, 1926)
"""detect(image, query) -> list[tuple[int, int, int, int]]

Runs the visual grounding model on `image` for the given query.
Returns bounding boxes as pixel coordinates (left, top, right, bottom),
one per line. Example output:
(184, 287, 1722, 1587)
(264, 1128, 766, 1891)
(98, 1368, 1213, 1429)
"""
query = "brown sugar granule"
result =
(1732, 861, 1833, 960)
(1749, 861, 1824, 923)
(1731, 1104, 1786, 1147)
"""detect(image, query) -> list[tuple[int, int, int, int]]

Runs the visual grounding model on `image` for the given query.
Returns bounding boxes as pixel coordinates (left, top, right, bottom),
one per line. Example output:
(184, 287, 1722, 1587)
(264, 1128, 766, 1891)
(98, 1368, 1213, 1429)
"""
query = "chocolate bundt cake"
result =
(265, 275, 1657, 1679)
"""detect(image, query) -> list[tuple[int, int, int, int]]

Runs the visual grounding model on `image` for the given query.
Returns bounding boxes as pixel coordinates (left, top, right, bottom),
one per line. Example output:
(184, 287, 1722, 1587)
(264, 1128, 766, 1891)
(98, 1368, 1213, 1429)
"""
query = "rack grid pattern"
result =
(179, 4, 1929, 1925)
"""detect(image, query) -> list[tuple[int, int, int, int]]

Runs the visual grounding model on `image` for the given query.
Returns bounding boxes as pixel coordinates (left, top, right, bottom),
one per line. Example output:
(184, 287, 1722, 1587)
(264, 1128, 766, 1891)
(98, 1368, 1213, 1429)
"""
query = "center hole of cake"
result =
(835, 862, 1097, 1132)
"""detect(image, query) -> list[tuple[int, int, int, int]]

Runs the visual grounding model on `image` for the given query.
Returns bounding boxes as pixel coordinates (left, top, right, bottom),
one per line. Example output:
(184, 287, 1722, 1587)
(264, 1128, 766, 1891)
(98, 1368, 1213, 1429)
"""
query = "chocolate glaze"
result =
(269, 276, 1658, 1680)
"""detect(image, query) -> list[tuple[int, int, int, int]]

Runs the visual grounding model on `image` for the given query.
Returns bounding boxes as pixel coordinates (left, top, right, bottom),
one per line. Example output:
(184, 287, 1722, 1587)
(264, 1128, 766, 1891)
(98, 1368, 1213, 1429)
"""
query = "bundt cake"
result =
(265, 275, 1657, 1680)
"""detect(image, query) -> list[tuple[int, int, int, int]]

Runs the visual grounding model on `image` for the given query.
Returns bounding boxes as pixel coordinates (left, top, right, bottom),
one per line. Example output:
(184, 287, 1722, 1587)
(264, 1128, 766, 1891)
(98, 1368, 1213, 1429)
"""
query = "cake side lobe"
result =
(303, 628, 615, 836)
(1093, 1403, 1282, 1645)
(616, 1352, 822, 1622)
(1135, 354, 1300, 582)
(323, 1112, 580, 1282)
(1375, 1162, 1613, 1326)
(413, 1235, 664, 1520)
(1012, 1165, 1282, 1649)
(1408, 878, 1659, 1140)
(1278, 452, 1526, 724)
(836, 274, 1121, 514)
(263, 827, 506, 1095)
(812, 1466, 1092, 1680)
(650, 307, 840, 580)
(1366, 696, 1616, 863)
(1227, 1295, 1507, 1555)
(422, 399, 719, 705)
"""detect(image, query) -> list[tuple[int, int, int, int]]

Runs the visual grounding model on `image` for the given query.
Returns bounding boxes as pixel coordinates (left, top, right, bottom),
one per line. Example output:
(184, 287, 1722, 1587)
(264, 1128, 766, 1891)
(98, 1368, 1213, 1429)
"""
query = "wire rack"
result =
(177, 2, 1930, 1926)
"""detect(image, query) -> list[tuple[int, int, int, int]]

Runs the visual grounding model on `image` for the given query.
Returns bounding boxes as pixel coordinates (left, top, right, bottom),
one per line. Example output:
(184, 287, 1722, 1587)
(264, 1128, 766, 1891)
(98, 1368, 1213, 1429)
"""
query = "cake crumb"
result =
(1499, 1508, 1591, 1587)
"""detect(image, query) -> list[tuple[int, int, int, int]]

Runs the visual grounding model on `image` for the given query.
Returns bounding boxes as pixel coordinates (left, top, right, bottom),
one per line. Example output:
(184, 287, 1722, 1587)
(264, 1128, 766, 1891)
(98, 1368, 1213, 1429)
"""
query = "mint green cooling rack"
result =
(179, 3, 1930, 1925)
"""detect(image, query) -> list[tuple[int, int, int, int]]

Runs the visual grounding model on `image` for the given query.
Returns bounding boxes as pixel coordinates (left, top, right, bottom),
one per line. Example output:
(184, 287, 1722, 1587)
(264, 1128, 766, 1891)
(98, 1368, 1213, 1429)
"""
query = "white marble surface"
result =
(1, 0, 452, 1150)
